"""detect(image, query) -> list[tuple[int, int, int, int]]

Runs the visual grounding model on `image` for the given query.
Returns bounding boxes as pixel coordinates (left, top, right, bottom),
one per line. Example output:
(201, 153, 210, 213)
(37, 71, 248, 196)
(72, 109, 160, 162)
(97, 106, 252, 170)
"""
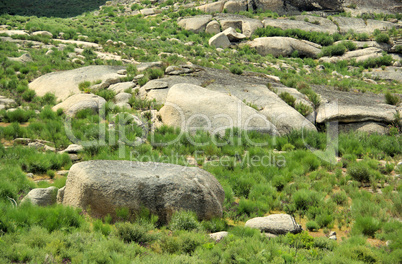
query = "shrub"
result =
(113, 222, 152, 244)
(22, 89, 36, 102)
(348, 162, 371, 182)
(295, 103, 313, 116)
(96, 89, 116, 101)
(4, 109, 35, 123)
(385, 92, 400, 105)
(331, 191, 348, 206)
(341, 41, 357, 51)
(78, 81, 91, 91)
(201, 218, 228, 233)
(230, 65, 243, 75)
(353, 216, 381, 237)
(306, 221, 320, 231)
(146, 68, 164, 80)
(375, 33, 390, 44)
(279, 92, 296, 107)
(169, 211, 201, 231)
(41, 92, 56, 106)
(315, 213, 333, 228)
(320, 44, 347, 57)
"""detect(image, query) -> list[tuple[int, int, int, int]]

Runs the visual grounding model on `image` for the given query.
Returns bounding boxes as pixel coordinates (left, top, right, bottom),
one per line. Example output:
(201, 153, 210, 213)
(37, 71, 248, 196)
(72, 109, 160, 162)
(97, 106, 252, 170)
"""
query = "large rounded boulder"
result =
(61, 160, 225, 224)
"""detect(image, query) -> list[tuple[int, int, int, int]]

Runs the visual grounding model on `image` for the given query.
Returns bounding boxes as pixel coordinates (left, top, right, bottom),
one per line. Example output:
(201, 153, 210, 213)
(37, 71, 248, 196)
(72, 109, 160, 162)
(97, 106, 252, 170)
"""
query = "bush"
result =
(375, 33, 390, 44)
(169, 211, 201, 231)
(4, 109, 35, 123)
(353, 216, 381, 237)
(315, 213, 333, 228)
(331, 191, 348, 206)
(348, 162, 371, 183)
(96, 89, 116, 101)
(41, 92, 56, 106)
(113, 222, 152, 244)
(230, 65, 243, 75)
(306, 221, 320, 231)
(22, 89, 36, 102)
(279, 92, 296, 107)
(320, 44, 347, 57)
(385, 92, 400, 105)
(295, 103, 313, 116)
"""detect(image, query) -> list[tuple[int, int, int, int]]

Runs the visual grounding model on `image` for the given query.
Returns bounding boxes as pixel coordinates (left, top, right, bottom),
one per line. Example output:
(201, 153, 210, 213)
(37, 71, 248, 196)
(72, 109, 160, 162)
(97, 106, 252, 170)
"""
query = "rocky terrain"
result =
(0, 0, 401, 263)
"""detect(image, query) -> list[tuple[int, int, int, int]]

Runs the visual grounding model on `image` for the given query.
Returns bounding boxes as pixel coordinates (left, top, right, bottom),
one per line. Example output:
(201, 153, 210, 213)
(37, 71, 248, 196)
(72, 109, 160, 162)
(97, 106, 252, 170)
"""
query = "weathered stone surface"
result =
(60, 144, 84, 153)
(222, 27, 246, 41)
(160, 83, 279, 135)
(333, 17, 396, 34)
(140, 8, 155, 16)
(316, 102, 396, 124)
(31, 31, 53, 37)
(369, 67, 402, 82)
(114, 92, 132, 104)
(0, 96, 16, 110)
(253, 0, 284, 12)
(56, 39, 101, 49)
(8, 53, 33, 63)
(205, 20, 221, 35)
(263, 17, 338, 34)
(245, 214, 302, 235)
(29, 65, 125, 101)
(248, 37, 321, 58)
(0, 30, 28, 36)
(52, 94, 106, 117)
(209, 231, 229, 241)
(107, 82, 135, 94)
(178, 15, 212, 33)
(57, 186, 65, 204)
(22, 187, 58, 206)
(143, 80, 169, 91)
(209, 32, 231, 49)
(339, 122, 389, 135)
(319, 47, 383, 64)
(223, 0, 247, 13)
(62, 160, 225, 223)
(197, 1, 225, 13)
(343, 0, 402, 15)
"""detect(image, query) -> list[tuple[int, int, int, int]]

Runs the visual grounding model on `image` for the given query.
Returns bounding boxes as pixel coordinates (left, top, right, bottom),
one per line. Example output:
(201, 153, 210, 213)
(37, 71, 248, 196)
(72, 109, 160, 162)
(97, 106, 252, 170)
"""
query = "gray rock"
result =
(57, 186, 65, 204)
(223, 0, 247, 13)
(107, 82, 135, 94)
(209, 231, 229, 241)
(178, 15, 212, 33)
(31, 31, 53, 37)
(333, 17, 396, 34)
(329, 235, 337, 240)
(245, 214, 302, 235)
(62, 160, 225, 223)
(114, 92, 132, 104)
(247, 37, 321, 58)
(197, 2, 225, 13)
(263, 233, 278, 238)
(209, 32, 231, 49)
(205, 20, 221, 35)
(22, 187, 58, 206)
(0, 96, 16, 109)
(52, 94, 106, 117)
(370, 67, 402, 82)
(60, 144, 84, 154)
(143, 80, 169, 91)
(263, 17, 338, 34)
(29, 65, 125, 101)
(140, 8, 155, 16)
(165, 65, 198, 75)
(222, 27, 246, 41)
(316, 102, 396, 124)
(160, 83, 279, 136)
(339, 122, 389, 135)
(8, 53, 33, 63)
(0, 29, 28, 36)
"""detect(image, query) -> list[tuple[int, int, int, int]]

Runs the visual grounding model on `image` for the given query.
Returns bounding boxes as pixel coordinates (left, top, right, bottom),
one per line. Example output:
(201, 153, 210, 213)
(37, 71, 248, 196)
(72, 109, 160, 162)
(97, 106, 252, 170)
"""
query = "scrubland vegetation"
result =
(0, 2, 401, 263)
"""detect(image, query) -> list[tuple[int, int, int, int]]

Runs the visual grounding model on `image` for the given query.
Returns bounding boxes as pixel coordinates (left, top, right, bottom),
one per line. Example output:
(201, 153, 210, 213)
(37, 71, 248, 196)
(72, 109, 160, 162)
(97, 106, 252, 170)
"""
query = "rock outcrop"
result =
(29, 65, 125, 101)
(247, 37, 321, 58)
(21, 187, 58, 206)
(159, 83, 279, 136)
(245, 214, 303, 235)
(52, 94, 106, 117)
(62, 160, 225, 224)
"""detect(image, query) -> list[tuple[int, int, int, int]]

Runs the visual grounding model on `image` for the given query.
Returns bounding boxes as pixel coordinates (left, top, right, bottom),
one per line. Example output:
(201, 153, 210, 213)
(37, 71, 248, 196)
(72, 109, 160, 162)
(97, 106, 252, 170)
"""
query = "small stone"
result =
(26, 173, 34, 178)
(117, 69, 127, 75)
(329, 235, 337, 240)
(209, 231, 228, 242)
